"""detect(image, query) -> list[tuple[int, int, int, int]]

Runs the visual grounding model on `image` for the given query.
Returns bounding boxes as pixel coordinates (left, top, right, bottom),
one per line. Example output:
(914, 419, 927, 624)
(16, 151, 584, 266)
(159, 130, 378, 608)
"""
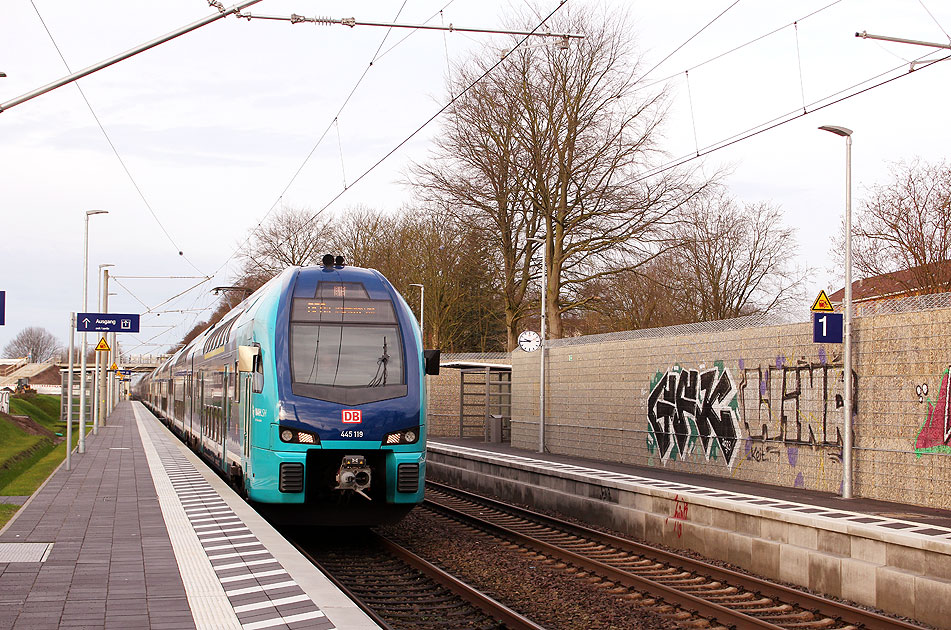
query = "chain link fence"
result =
(545, 291, 951, 349)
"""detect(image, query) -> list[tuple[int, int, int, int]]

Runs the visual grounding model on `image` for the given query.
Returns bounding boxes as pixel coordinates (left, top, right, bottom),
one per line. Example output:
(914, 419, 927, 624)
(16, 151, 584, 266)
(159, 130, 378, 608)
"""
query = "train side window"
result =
(252, 348, 264, 394)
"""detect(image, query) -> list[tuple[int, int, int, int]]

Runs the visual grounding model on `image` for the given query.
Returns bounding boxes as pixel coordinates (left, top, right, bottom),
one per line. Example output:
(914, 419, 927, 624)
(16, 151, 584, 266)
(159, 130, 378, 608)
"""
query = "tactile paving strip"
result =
(0, 542, 53, 563)
(136, 408, 335, 630)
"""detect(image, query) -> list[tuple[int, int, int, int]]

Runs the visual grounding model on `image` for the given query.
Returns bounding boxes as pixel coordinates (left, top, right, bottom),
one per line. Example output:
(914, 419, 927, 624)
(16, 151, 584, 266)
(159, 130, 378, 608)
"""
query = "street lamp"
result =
(93, 264, 114, 434)
(409, 284, 424, 345)
(819, 125, 853, 499)
(79, 210, 107, 454)
(527, 235, 547, 453)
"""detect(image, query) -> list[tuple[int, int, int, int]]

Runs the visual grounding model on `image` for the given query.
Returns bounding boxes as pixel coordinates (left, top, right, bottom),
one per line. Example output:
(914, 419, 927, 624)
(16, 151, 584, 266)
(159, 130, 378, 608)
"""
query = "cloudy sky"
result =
(1, 0, 949, 357)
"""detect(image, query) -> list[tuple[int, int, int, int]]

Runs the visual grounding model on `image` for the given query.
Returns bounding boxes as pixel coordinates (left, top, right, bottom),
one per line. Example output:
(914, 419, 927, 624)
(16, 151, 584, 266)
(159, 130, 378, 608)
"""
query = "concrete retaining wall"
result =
(508, 309, 951, 509)
(428, 444, 951, 629)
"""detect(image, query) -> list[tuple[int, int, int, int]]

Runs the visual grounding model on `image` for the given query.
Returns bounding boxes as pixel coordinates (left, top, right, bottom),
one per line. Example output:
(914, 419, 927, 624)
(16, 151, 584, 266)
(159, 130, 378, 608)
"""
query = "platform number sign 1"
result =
(811, 290, 842, 343)
(813, 312, 843, 343)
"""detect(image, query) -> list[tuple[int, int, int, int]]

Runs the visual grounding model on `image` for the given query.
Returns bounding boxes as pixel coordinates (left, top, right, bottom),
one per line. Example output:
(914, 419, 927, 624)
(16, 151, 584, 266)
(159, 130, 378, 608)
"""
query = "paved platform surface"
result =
(432, 437, 951, 530)
(0, 401, 378, 630)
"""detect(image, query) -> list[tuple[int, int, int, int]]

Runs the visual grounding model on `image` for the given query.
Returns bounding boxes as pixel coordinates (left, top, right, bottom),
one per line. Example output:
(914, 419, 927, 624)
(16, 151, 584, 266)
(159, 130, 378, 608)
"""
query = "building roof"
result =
(828, 262, 951, 303)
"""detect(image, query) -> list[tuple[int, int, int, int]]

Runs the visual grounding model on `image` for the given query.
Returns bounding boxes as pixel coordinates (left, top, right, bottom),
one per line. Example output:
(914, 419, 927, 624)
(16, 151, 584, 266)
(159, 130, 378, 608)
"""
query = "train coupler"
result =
(334, 454, 372, 501)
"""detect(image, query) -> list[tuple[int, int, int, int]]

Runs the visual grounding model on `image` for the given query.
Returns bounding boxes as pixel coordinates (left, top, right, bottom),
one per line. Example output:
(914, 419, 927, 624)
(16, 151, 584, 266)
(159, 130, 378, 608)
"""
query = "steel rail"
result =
(375, 534, 547, 630)
(288, 538, 396, 630)
(425, 496, 783, 628)
(291, 530, 544, 630)
(427, 481, 929, 630)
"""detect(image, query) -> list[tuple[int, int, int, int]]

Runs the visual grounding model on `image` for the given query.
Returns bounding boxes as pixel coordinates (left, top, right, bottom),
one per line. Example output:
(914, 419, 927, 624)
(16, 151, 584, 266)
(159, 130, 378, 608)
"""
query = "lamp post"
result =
(66, 313, 74, 470)
(409, 284, 424, 345)
(819, 125, 853, 499)
(527, 236, 547, 453)
(94, 263, 114, 434)
(79, 210, 107, 454)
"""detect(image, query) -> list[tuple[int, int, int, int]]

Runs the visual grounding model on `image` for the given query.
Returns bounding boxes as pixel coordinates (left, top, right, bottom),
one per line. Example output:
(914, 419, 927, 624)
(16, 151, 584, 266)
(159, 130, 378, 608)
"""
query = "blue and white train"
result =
(137, 256, 438, 525)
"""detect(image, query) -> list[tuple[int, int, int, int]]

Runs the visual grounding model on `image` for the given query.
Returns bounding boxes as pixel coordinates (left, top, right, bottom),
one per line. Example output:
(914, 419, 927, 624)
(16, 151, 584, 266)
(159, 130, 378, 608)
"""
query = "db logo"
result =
(342, 410, 362, 424)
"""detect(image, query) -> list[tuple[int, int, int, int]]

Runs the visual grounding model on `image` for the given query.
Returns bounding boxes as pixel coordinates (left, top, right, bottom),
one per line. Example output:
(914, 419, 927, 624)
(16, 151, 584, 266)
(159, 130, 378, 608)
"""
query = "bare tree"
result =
(332, 205, 505, 351)
(3, 327, 62, 362)
(236, 204, 333, 279)
(414, 7, 716, 344)
(572, 258, 692, 334)
(848, 159, 951, 292)
(413, 51, 539, 351)
(665, 194, 806, 320)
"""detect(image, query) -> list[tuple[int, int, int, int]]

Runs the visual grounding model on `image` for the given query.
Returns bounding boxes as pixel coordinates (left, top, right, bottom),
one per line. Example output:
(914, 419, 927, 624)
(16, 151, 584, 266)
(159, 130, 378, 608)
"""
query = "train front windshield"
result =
(291, 324, 403, 387)
(288, 283, 408, 404)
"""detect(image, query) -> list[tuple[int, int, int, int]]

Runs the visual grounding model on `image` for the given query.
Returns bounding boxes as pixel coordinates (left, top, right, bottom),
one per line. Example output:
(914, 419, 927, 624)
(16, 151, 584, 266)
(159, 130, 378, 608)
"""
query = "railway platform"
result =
(428, 437, 951, 630)
(0, 401, 379, 630)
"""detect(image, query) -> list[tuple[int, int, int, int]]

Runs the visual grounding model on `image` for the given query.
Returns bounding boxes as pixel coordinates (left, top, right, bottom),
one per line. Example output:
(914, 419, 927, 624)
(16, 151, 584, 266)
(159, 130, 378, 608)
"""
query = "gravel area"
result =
(378, 509, 690, 630)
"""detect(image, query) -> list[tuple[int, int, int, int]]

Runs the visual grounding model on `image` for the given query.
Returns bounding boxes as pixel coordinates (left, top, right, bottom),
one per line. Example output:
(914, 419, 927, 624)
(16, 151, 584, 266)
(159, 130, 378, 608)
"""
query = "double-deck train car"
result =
(137, 256, 438, 525)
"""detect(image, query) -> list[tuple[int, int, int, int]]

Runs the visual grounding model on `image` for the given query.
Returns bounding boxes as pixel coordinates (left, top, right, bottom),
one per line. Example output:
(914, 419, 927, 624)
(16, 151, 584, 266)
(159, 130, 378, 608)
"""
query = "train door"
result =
(186, 370, 193, 438)
(219, 367, 229, 469)
(198, 374, 206, 453)
(239, 371, 253, 478)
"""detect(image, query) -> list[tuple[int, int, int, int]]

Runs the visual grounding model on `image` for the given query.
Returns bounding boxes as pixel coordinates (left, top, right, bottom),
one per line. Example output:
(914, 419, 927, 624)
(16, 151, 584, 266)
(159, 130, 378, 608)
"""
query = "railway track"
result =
(424, 481, 930, 630)
(290, 528, 545, 630)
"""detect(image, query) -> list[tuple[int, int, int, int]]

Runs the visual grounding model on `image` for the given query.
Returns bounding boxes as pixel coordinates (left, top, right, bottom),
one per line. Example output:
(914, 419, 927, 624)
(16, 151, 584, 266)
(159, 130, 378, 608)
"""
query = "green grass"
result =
(0, 394, 84, 530)
(9, 394, 63, 433)
(0, 415, 45, 469)
(0, 438, 70, 495)
(0, 504, 18, 530)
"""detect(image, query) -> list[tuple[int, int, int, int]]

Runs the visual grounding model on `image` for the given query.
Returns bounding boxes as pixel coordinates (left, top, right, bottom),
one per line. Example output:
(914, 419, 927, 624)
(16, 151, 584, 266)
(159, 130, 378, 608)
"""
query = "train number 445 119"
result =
(340, 430, 364, 438)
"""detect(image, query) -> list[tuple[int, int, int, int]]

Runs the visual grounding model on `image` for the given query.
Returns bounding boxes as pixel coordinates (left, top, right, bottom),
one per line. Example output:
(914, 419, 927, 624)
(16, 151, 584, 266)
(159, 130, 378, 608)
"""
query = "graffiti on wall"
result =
(737, 356, 855, 454)
(665, 495, 690, 538)
(915, 367, 951, 456)
(647, 363, 742, 468)
(647, 354, 856, 477)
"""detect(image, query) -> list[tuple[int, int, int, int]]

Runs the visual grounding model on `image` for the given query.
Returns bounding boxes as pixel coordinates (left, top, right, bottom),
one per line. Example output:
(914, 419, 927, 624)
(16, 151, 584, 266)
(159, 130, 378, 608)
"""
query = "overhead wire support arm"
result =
(855, 31, 951, 51)
(237, 12, 584, 42)
(0, 0, 264, 113)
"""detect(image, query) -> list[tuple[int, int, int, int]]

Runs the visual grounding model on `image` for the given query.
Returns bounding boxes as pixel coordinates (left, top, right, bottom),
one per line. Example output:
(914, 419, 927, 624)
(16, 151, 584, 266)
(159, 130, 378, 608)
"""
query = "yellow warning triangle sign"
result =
(811, 290, 834, 312)
(110, 362, 118, 371)
(95, 337, 111, 352)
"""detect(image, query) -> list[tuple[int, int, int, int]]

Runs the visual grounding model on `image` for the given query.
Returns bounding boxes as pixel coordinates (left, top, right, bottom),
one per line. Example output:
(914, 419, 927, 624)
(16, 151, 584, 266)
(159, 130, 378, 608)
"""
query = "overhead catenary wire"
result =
(634, 0, 843, 92)
(917, 0, 951, 42)
(632, 51, 951, 187)
(236, 12, 584, 40)
(634, 0, 741, 86)
(26, 0, 205, 274)
(220, 1, 573, 272)
(215, 0, 416, 278)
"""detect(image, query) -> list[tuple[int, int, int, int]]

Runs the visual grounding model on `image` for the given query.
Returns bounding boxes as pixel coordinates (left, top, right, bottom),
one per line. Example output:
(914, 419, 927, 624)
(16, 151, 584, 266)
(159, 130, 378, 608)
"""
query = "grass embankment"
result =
(0, 394, 82, 529)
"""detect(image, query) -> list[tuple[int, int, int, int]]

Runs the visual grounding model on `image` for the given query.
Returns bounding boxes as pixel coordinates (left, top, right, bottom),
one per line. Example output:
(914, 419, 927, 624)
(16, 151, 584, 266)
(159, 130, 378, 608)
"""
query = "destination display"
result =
(291, 298, 397, 324)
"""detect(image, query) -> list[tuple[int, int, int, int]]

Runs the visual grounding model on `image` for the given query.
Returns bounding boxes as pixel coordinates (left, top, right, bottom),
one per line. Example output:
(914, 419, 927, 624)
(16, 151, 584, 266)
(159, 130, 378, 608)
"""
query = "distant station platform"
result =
(428, 438, 951, 629)
(0, 401, 379, 630)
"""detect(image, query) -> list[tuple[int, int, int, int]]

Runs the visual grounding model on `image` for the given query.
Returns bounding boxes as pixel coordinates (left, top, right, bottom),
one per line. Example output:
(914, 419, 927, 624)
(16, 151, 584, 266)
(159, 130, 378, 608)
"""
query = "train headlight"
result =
(279, 426, 319, 445)
(382, 427, 419, 445)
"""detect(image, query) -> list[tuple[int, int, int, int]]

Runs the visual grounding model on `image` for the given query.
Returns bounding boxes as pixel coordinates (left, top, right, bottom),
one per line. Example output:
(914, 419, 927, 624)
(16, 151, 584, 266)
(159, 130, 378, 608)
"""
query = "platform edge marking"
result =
(133, 403, 243, 630)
